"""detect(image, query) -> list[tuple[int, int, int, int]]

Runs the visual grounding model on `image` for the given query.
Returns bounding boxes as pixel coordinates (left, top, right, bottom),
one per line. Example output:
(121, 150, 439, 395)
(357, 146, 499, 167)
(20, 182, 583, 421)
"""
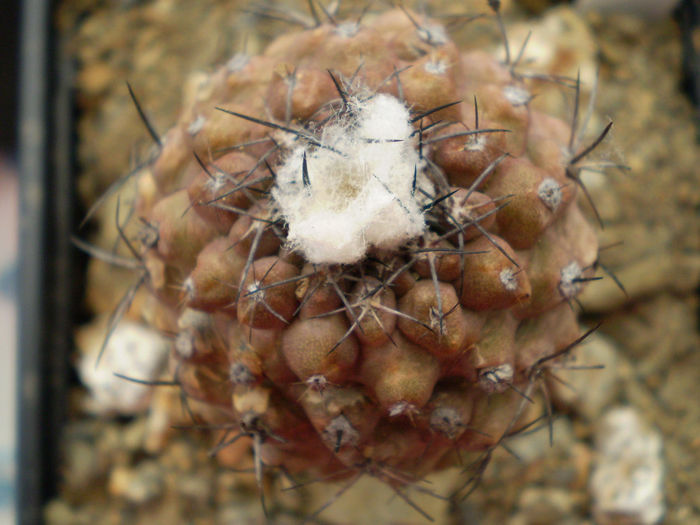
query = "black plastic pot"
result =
(17, 0, 76, 523)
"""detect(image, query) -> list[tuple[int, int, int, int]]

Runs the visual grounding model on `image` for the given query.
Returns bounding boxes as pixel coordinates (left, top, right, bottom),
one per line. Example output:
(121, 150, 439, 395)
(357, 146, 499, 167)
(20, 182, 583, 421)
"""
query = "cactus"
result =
(79, 2, 616, 520)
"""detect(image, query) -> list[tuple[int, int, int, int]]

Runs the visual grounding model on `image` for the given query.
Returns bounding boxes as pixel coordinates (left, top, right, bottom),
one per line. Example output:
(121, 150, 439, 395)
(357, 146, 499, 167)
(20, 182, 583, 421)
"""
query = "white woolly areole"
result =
(273, 94, 431, 264)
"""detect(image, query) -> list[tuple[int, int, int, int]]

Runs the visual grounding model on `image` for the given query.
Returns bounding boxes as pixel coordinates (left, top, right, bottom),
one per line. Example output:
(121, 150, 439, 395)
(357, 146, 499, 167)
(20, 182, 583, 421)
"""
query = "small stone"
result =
(108, 461, 164, 504)
(176, 473, 213, 504)
(590, 406, 665, 525)
(576, 0, 681, 18)
(516, 487, 577, 524)
(507, 418, 575, 463)
(122, 418, 147, 452)
(44, 499, 88, 525)
(61, 438, 101, 492)
(77, 320, 170, 414)
(550, 330, 620, 420)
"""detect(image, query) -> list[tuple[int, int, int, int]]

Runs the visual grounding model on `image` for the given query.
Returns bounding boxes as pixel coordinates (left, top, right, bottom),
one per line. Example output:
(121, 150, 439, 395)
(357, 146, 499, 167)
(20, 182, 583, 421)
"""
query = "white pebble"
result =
(590, 406, 665, 525)
(79, 320, 170, 414)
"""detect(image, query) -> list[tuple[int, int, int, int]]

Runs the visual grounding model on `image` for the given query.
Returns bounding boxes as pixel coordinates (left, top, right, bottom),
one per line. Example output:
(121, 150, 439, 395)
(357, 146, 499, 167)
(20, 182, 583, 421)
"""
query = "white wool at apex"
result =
(273, 94, 432, 264)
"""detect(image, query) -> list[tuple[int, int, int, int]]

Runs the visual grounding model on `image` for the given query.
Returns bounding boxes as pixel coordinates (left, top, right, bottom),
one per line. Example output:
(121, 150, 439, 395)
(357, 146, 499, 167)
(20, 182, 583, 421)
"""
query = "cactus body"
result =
(90, 5, 604, 516)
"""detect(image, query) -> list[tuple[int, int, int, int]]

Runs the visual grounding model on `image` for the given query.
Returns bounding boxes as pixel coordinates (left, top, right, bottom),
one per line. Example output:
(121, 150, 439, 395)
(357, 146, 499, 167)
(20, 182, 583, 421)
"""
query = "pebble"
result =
(550, 331, 620, 420)
(175, 473, 212, 505)
(44, 500, 87, 525)
(576, 0, 680, 18)
(507, 418, 575, 463)
(590, 406, 664, 525)
(61, 438, 101, 492)
(108, 461, 164, 504)
(77, 319, 170, 414)
(513, 487, 577, 525)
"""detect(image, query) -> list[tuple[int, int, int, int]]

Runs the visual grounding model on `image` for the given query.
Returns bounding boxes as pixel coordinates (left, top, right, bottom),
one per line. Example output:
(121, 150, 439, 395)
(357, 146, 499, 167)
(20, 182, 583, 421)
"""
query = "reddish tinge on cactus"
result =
(81, 3, 614, 520)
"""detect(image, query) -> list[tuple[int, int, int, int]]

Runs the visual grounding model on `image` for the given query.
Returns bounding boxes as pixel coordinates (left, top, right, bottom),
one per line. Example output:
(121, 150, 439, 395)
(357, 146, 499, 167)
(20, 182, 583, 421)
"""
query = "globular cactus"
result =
(82, 2, 615, 520)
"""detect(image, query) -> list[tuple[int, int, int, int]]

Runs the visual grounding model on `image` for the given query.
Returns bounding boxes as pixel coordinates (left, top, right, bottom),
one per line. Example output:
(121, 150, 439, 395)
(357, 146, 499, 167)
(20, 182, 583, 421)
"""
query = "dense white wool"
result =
(273, 94, 430, 264)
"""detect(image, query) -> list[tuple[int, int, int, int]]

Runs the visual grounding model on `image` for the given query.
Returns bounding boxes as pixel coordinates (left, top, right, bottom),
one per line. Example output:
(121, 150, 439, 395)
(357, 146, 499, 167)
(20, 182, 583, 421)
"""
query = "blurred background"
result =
(1, 0, 20, 523)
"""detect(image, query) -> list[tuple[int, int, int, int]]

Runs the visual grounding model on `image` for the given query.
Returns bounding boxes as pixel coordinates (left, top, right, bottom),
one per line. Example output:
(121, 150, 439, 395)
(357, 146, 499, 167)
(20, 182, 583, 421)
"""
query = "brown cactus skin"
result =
(187, 99, 268, 161)
(346, 277, 398, 348)
(515, 303, 580, 371)
(149, 189, 219, 271)
(398, 280, 483, 358)
(237, 256, 299, 330)
(474, 83, 531, 153)
(442, 189, 497, 243)
(227, 202, 281, 258)
(231, 385, 317, 448)
(297, 266, 344, 319)
(173, 309, 229, 365)
(413, 238, 463, 282)
(514, 205, 597, 319)
(455, 234, 532, 310)
(176, 358, 234, 408)
(485, 156, 574, 250)
(230, 325, 297, 386)
(282, 315, 359, 384)
(433, 120, 509, 189)
(151, 126, 190, 194)
(84, 5, 611, 518)
(469, 310, 519, 374)
(185, 236, 246, 314)
(298, 385, 381, 466)
(267, 65, 338, 122)
(400, 44, 463, 122)
(418, 379, 475, 442)
(458, 386, 525, 451)
(384, 258, 416, 298)
(186, 151, 263, 233)
(360, 332, 441, 416)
